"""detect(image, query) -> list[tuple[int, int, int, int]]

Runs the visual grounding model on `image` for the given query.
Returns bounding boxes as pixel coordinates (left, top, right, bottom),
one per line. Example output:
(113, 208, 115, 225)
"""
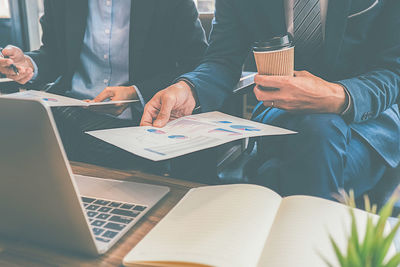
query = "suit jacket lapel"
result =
(65, 0, 88, 77)
(324, 0, 352, 74)
(130, 0, 156, 82)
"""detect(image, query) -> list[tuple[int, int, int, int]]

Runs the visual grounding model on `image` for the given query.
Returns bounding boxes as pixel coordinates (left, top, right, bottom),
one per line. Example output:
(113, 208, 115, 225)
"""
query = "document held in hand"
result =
(87, 111, 296, 161)
(0, 90, 137, 107)
(123, 184, 396, 267)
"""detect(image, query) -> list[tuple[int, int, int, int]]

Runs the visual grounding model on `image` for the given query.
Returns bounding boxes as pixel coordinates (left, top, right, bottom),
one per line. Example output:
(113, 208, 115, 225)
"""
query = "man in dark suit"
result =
(141, 0, 400, 199)
(0, 0, 207, 169)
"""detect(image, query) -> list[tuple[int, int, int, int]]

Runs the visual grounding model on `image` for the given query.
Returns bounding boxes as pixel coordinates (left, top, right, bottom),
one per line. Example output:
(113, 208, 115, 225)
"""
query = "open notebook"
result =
(123, 184, 396, 267)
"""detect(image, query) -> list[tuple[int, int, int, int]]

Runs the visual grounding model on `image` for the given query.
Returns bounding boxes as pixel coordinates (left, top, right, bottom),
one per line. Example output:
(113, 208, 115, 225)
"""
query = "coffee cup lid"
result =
(253, 34, 293, 52)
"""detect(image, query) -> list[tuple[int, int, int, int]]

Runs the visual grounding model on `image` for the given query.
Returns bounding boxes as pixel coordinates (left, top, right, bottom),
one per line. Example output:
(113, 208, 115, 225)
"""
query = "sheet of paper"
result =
(256, 196, 396, 267)
(123, 184, 282, 267)
(87, 111, 296, 161)
(0, 78, 13, 83)
(0, 90, 137, 107)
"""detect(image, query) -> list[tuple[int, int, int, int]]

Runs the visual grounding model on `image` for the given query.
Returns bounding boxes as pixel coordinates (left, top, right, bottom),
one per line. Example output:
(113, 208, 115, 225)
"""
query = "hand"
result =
(90, 86, 138, 116)
(253, 71, 347, 114)
(140, 81, 197, 127)
(0, 45, 34, 84)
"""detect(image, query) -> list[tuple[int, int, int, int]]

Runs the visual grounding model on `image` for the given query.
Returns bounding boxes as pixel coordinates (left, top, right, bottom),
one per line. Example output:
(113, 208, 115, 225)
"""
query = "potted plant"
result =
(325, 187, 400, 267)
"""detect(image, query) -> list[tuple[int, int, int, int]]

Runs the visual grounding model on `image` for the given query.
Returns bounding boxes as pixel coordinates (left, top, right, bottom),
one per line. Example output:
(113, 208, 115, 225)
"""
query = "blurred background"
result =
(0, 0, 214, 50)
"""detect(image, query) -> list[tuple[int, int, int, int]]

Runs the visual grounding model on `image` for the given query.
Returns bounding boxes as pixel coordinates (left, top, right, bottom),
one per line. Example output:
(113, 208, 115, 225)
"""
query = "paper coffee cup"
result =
(253, 35, 294, 76)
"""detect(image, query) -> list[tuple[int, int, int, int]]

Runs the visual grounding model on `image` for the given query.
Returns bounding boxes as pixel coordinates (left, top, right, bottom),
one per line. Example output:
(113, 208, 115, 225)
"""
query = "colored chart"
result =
(42, 98, 58, 102)
(147, 129, 166, 135)
(215, 120, 232, 124)
(168, 135, 187, 140)
(208, 128, 241, 136)
(230, 125, 261, 132)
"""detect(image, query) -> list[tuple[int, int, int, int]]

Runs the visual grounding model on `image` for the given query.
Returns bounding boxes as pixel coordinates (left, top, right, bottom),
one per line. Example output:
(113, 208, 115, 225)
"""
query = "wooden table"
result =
(0, 162, 398, 266)
(0, 162, 203, 267)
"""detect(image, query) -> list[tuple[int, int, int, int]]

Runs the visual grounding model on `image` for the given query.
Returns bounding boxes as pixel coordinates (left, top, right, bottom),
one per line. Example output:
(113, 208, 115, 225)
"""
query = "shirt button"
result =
(105, 29, 110, 34)
(106, 0, 111, 6)
(104, 79, 109, 84)
(104, 54, 108, 59)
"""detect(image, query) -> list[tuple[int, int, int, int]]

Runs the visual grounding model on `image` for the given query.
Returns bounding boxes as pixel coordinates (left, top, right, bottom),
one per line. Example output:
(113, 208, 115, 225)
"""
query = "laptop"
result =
(0, 97, 170, 255)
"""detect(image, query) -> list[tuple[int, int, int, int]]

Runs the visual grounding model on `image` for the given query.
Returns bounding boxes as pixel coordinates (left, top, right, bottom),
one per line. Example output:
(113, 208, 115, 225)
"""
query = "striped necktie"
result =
(293, 0, 323, 66)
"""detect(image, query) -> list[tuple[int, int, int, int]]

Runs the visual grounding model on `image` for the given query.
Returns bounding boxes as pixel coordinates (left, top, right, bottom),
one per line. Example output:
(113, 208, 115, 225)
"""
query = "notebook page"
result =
(256, 196, 396, 267)
(124, 184, 282, 267)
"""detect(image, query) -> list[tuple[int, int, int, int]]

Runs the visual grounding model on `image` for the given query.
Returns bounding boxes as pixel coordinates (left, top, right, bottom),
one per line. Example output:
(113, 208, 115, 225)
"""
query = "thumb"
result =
(153, 95, 175, 128)
(2, 46, 22, 59)
(93, 88, 114, 102)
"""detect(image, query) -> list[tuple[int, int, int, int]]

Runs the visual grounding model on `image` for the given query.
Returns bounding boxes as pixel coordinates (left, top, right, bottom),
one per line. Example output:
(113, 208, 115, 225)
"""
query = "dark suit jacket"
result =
(181, 0, 400, 167)
(27, 0, 207, 103)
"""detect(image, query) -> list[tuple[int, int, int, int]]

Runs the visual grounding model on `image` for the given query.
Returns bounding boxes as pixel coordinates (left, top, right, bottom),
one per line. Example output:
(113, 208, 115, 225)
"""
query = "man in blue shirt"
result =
(0, 0, 207, 170)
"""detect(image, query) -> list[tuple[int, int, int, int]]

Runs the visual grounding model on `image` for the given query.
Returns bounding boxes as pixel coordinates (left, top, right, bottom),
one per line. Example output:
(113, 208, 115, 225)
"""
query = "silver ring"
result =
(271, 101, 274, 107)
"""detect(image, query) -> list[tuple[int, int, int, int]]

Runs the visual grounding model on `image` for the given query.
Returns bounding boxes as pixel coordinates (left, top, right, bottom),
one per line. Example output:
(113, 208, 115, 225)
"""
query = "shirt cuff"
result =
(132, 85, 145, 111)
(339, 83, 352, 116)
(25, 55, 39, 82)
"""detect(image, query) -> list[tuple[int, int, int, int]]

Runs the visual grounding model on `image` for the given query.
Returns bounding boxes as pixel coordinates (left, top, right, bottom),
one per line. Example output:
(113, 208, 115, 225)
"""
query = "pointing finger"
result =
(140, 104, 157, 126)
(153, 95, 175, 128)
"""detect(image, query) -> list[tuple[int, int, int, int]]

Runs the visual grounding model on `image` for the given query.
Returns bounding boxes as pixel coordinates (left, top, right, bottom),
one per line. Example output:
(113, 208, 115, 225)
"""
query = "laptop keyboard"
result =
(81, 196, 147, 243)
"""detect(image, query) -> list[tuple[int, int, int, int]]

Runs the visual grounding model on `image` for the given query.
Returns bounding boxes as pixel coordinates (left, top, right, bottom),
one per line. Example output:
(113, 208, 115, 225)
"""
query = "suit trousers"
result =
(232, 103, 388, 200)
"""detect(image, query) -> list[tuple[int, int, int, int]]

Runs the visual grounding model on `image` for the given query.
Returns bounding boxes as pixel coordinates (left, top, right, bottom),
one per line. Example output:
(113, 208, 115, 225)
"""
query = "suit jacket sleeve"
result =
(337, 0, 400, 123)
(25, 0, 63, 87)
(135, 0, 208, 102)
(179, 0, 253, 112)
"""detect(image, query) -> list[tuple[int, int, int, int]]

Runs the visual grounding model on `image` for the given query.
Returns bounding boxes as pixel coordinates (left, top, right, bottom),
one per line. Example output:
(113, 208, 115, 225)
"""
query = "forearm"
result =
(179, 61, 243, 112)
(176, 0, 254, 112)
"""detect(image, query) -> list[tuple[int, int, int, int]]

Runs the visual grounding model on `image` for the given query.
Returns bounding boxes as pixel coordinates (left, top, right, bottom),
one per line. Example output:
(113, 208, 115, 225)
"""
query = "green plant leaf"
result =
(377, 220, 400, 265)
(361, 216, 374, 264)
(375, 198, 395, 243)
(318, 251, 336, 267)
(364, 195, 372, 213)
(349, 190, 356, 208)
(323, 188, 400, 267)
(350, 209, 360, 254)
(384, 252, 400, 267)
(347, 239, 362, 266)
(330, 235, 346, 266)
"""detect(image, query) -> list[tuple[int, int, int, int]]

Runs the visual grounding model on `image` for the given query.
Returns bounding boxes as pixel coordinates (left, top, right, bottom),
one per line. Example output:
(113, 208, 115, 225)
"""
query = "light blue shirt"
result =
(31, 0, 145, 119)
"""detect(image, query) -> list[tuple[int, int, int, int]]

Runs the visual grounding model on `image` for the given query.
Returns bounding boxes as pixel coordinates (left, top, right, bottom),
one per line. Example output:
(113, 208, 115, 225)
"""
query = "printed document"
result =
(87, 111, 296, 161)
(0, 90, 137, 107)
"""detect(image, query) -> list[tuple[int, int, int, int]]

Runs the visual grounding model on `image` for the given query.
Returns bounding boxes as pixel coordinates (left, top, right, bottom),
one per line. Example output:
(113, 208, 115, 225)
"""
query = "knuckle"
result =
(162, 94, 174, 102)
(143, 105, 152, 114)
(254, 75, 265, 85)
(157, 112, 167, 119)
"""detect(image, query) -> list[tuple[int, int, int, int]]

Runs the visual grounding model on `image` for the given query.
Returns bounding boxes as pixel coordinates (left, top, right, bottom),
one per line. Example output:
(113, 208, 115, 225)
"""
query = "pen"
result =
(0, 47, 19, 76)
